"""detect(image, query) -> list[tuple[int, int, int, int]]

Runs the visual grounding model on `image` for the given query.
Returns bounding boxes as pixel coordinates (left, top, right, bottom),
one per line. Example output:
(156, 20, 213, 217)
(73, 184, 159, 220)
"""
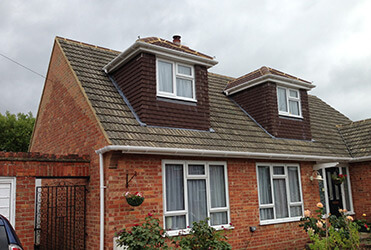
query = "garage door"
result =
(0, 178, 15, 226)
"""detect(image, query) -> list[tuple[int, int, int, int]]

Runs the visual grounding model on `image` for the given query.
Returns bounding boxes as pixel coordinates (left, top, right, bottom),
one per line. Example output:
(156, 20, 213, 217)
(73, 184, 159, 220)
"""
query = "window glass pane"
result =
(273, 179, 289, 218)
(290, 206, 302, 217)
(258, 166, 272, 204)
(342, 167, 351, 211)
(188, 165, 205, 175)
(289, 90, 298, 98)
(158, 61, 173, 93)
(288, 167, 301, 202)
(260, 208, 274, 220)
(165, 215, 186, 231)
(178, 65, 192, 75)
(289, 100, 300, 116)
(188, 180, 207, 226)
(176, 78, 193, 98)
(277, 88, 287, 112)
(273, 166, 284, 175)
(166, 164, 184, 211)
(318, 169, 327, 212)
(210, 212, 227, 226)
(209, 165, 226, 208)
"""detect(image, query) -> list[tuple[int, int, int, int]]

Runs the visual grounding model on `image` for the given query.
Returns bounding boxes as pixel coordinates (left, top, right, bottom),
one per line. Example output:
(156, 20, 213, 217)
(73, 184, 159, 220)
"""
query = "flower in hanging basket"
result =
(125, 191, 144, 206)
(331, 173, 347, 184)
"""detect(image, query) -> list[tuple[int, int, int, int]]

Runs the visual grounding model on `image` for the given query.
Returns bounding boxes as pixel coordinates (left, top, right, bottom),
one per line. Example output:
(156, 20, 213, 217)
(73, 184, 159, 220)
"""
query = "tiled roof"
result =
(337, 119, 371, 157)
(138, 37, 214, 60)
(225, 66, 312, 91)
(57, 37, 356, 158)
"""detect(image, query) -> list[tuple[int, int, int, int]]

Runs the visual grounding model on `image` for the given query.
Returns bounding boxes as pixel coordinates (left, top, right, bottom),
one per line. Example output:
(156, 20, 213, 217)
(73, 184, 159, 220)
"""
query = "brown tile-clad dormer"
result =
(225, 66, 315, 140)
(103, 36, 218, 131)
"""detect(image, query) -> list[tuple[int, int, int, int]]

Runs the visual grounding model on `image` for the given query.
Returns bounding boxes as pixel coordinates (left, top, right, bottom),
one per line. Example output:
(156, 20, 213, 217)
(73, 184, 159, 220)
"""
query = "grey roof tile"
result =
(57, 37, 360, 158)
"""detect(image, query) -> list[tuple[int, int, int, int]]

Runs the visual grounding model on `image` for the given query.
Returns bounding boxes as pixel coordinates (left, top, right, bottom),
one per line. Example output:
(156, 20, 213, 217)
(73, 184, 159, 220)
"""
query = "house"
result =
(29, 35, 371, 249)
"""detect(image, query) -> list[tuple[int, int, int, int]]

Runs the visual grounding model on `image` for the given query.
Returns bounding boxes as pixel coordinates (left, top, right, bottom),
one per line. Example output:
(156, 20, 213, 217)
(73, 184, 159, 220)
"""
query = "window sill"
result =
(278, 113, 303, 119)
(165, 225, 234, 237)
(157, 93, 197, 103)
(260, 216, 301, 225)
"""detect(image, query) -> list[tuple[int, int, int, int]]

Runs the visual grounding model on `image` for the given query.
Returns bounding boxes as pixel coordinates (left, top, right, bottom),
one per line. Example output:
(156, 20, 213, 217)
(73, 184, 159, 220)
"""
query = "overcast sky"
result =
(1, 0, 370, 121)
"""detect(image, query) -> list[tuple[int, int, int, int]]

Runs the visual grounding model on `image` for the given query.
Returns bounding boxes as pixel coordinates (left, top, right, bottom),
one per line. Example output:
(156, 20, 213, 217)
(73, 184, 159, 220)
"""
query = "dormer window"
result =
(277, 87, 302, 118)
(157, 58, 196, 102)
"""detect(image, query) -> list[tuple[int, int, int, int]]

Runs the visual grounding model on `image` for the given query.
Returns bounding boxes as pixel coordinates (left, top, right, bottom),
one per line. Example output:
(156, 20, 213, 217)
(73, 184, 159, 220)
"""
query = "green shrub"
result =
(300, 203, 360, 249)
(172, 219, 232, 250)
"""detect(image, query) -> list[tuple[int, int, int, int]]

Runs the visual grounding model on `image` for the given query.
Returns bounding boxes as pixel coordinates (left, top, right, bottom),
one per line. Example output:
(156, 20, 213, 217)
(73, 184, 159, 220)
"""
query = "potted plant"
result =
(125, 191, 144, 206)
(331, 173, 347, 185)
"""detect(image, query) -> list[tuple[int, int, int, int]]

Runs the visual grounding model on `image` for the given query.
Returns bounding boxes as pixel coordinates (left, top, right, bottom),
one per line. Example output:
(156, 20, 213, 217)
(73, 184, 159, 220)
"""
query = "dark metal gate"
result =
(34, 183, 87, 250)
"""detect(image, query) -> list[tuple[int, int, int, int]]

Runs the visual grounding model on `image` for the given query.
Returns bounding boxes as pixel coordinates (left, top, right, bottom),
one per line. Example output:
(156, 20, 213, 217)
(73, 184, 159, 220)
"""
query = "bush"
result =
(300, 203, 360, 249)
(116, 215, 231, 250)
(116, 213, 168, 250)
(172, 219, 232, 250)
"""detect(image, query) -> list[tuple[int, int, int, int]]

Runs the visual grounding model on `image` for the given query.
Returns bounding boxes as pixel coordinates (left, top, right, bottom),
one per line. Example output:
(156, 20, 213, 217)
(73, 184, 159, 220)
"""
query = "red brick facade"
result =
(349, 162, 371, 222)
(0, 152, 89, 250)
(230, 82, 312, 140)
(29, 39, 110, 250)
(111, 53, 211, 131)
(103, 154, 322, 249)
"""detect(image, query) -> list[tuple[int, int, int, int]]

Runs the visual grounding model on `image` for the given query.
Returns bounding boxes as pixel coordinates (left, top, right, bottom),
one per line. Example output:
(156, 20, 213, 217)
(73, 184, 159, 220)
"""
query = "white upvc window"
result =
(157, 58, 196, 102)
(277, 86, 302, 118)
(162, 160, 230, 236)
(256, 163, 304, 225)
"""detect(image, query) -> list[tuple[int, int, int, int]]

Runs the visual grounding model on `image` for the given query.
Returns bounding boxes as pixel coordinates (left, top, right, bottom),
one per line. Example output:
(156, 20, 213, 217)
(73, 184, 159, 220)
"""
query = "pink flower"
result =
(316, 202, 323, 208)
(125, 191, 130, 197)
(147, 212, 153, 217)
(346, 216, 353, 221)
(365, 224, 369, 229)
(134, 224, 139, 227)
(316, 221, 323, 228)
(304, 210, 311, 217)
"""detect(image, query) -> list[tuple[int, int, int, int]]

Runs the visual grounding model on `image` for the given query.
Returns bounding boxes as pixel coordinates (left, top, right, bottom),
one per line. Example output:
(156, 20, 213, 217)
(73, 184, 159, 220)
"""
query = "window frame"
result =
(277, 86, 302, 118)
(156, 58, 196, 102)
(256, 163, 304, 225)
(162, 160, 231, 236)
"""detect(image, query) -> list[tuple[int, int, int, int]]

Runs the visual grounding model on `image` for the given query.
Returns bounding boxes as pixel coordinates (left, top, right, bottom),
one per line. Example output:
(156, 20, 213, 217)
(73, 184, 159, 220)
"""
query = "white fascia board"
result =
(103, 41, 218, 73)
(224, 74, 316, 96)
(95, 145, 352, 162)
(349, 155, 371, 163)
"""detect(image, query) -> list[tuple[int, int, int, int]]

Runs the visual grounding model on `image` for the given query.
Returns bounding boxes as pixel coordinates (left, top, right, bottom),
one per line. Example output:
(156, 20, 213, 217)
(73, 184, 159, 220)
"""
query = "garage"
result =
(0, 178, 15, 226)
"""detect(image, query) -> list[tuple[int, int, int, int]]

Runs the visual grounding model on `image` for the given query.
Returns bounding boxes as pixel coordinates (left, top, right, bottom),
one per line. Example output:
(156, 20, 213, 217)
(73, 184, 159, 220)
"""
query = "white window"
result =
(157, 59, 196, 102)
(277, 87, 302, 117)
(163, 161, 230, 235)
(257, 163, 303, 225)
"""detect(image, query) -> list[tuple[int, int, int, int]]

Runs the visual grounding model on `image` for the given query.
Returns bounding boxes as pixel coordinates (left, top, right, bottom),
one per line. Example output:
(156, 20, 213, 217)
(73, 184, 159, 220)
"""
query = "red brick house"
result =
(29, 35, 371, 249)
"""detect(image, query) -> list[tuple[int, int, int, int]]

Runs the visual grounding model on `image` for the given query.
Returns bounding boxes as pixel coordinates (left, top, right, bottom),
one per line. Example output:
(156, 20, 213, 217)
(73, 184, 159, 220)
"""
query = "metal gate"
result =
(34, 183, 87, 250)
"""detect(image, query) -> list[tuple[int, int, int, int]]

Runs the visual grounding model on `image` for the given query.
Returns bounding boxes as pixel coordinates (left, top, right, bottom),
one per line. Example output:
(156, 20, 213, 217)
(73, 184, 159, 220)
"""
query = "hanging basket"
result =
(126, 196, 144, 206)
(331, 174, 346, 185)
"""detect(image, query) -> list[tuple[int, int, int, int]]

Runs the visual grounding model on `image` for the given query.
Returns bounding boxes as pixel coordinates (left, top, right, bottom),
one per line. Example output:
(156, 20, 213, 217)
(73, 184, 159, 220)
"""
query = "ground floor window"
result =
(316, 164, 353, 216)
(162, 160, 230, 235)
(256, 163, 304, 225)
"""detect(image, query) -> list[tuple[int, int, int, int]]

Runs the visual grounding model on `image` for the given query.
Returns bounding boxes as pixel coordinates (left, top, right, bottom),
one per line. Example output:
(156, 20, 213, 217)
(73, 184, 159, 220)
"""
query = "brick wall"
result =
(230, 82, 311, 140)
(111, 53, 211, 131)
(29, 39, 110, 250)
(349, 161, 371, 222)
(104, 153, 318, 250)
(0, 151, 89, 250)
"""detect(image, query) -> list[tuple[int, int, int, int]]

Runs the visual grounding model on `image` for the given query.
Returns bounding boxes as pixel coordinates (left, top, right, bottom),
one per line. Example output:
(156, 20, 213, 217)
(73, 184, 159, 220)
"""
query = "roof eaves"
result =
(224, 74, 316, 96)
(103, 40, 218, 73)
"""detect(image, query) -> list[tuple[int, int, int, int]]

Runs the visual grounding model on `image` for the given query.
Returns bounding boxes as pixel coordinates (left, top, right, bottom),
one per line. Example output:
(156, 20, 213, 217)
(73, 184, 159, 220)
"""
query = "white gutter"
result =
(224, 74, 316, 96)
(97, 152, 105, 250)
(103, 41, 218, 73)
(95, 145, 353, 162)
(349, 155, 371, 163)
